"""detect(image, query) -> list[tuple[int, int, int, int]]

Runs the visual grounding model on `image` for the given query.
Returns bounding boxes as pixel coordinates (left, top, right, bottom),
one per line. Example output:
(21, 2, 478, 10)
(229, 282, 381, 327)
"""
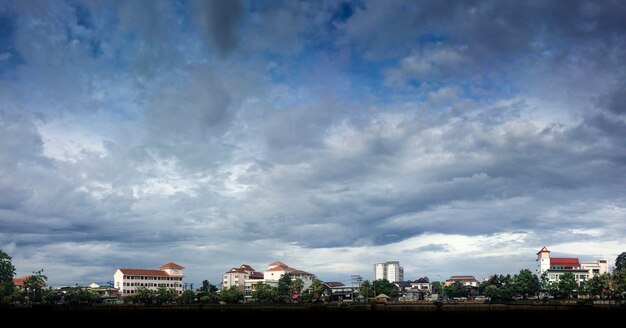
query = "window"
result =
(593, 269, 599, 273)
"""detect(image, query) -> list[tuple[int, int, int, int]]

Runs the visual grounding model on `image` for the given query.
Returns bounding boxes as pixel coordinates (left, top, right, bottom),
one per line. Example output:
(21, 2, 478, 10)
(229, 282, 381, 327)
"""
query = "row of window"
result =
(124, 276, 182, 281)
(123, 289, 183, 294)
(123, 282, 180, 287)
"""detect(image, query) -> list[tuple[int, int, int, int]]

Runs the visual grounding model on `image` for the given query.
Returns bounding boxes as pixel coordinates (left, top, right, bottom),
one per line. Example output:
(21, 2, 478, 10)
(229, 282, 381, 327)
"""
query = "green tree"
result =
(277, 273, 293, 303)
(372, 279, 399, 297)
(292, 278, 304, 300)
(64, 287, 98, 304)
(199, 292, 220, 304)
(180, 290, 195, 304)
(220, 285, 243, 304)
(309, 279, 325, 302)
(135, 287, 155, 304)
(41, 288, 62, 304)
(431, 281, 442, 294)
(444, 281, 467, 298)
(514, 269, 540, 299)
(0, 250, 16, 304)
(23, 269, 47, 303)
(252, 282, 277, 303)
(612, 268, 626, 297)
(584, 274, 610, 299)
(615, 252, 626, 271)
(199, 280, 217, 293)
(557, 273, 578, 299)
(359, 280, 373, 301)
(155, 287, 176, 304)
(483, 285, 499, 299)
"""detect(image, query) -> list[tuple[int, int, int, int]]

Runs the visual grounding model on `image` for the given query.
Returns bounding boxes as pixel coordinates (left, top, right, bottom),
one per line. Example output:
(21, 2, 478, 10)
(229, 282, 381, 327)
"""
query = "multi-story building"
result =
(536, 247, 608, 286)
(114, 262, 184, 296)
(243, 261, 316, 301)
(444, 275, 480, 287)
(373, 261, 404, 282)
(222, 264, 263, 292)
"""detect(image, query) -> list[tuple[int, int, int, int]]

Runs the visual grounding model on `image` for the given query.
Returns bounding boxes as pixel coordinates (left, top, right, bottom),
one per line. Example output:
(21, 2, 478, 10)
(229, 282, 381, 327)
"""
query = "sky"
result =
(1, 0, 625, 287)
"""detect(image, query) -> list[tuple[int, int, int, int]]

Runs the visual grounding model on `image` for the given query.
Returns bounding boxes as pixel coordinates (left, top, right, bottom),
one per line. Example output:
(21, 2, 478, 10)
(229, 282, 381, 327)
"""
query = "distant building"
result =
(113, 262, 184, 296)
(12, 275, 31, 287)
(444, 275, 480, 287)
(222, 264, 263, 292)
(243, 261, 316, 301)
(373, 261, 404, 282)
(536, 247, 608, 286)
(396, 278, 432, 301)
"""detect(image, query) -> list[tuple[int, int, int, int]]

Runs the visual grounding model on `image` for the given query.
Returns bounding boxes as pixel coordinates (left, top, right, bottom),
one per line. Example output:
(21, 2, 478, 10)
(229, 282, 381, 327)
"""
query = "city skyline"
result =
(1, 1, 626, 286)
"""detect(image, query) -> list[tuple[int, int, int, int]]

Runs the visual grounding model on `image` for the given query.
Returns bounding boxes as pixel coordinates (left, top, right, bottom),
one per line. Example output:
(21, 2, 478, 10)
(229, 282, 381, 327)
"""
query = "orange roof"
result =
(267, 266, 295, 272)
(537, 247, 551, 254)
(119, 269, 173, 277)
(269, 261, 289, 268)
(160, 262, 184, 269)
(12, 275, 31, 287)
(551, 258, 580, 267)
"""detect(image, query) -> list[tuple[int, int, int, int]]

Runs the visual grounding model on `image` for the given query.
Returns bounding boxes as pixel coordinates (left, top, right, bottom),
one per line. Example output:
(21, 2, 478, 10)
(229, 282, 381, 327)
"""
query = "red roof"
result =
(226, 268, 248, 274)
(550, 258, 580, 267)
(240, 264, 255, 271)
(537, 247, 551, 254)
(160, 262, 184, 269)
(249, 272, 264, 279)
(12, 275, 30, 287)
(119, 269, 174, 277)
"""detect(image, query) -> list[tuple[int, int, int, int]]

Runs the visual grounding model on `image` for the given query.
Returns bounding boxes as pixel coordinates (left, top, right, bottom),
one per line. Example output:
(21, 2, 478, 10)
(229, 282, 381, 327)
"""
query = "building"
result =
(536, 247, 608, 286)
(243, 261, 316, 301)
(113, 262, 184, 296)
(444, 275, 480, 287)
(222, 264, 263, 292)
(12, 275, 30, 287)
(373, 261, 404, 282)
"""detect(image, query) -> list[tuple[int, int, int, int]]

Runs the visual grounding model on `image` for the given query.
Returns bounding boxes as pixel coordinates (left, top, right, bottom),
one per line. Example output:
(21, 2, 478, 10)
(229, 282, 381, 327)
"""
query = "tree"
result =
(199, 292, 220, 304)
(0, 250, 16, 304)
(431, 281, 442, 294)
(199, 280, 217, 293)
(180, 290, 195, 304)
(308, 279, 325, 302)
(252, 282, 277, 303)
(612, 268, 626, 297)
(64, 287, 98, 305)
(372, 279, 398, 297)
(23, 269, 47, 303)
(615, 252, 626, 271)
(443, 281, 467, 298)
(155, 287, 176, 304)
(41, 288, 62, 304)
(292, 278, 304, 300)
(359, 280, 373, 301)
(514, 269, 540, 299)
(135, 287, 155, 304)
(220, 286, 243, 304)
(277, 273, 293, 303)
(483, 285, 499, 299)
(557, 273, 578, 299)
(585, 274, 610, 299)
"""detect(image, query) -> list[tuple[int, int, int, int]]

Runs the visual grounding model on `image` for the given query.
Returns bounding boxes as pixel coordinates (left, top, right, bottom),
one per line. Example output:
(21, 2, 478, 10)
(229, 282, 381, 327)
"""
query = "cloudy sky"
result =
(1, 0, 626, 287)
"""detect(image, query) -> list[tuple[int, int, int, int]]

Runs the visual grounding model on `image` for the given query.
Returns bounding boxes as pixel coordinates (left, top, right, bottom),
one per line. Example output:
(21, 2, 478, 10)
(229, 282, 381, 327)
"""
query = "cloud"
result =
(1, 1, 626, 287)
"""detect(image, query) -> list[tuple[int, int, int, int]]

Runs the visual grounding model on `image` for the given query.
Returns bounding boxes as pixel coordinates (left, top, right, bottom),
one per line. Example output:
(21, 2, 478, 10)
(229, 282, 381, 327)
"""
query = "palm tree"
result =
(292, 278, 304, 300)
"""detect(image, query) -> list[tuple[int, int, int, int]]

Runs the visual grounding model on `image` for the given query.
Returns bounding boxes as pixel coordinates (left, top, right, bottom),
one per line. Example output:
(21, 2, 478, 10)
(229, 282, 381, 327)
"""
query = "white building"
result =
(113, 262, 184, 296)
(243, 261, 316, 301)
(536, 247, 608, 285)
(373, 261, 404, 282)
(222, 264, 263, 292)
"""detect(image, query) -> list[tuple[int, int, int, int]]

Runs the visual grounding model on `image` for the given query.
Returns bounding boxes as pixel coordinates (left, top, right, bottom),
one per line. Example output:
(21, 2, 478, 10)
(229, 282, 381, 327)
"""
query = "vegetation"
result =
(443, 281, 468, 298)
(220, 286, 244, 304)
(277, 273, 293, 303)
(372, 279, 399, 298)
(359, 280, 373, 300)
(199, 280, 218, 293)
(0, 250, 16, 304)
(252, 282, 278, 303)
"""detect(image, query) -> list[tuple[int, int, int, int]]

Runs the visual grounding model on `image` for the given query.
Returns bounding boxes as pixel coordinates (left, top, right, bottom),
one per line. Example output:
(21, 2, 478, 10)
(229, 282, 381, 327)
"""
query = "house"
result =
(12, 275, 31, 287)
(396, 278, 432, 301)
(113, 262, 184, 296)
(536, 247, 608, 286)
(324, 282, 359, 302)
(444, 275, 480, 287)
(373, 261, 404, 282)
(222, 264, 263, 292)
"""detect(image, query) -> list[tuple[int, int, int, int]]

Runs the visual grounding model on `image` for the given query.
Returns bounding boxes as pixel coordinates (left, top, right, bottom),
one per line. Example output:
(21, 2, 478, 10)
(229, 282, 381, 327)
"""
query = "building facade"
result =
(222, 264, 263, 292)
(536, 247, 608, 286)
(373, 261, 404, 282)
(113, 262, 184, 296)
(444, 275, 480, 287)
(243, 261, 316, 301)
